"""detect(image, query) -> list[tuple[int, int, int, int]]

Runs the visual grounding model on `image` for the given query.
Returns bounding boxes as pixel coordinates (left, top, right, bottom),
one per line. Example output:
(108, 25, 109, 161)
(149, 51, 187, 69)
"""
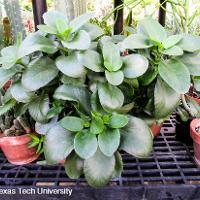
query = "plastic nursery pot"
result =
(151, 123, 163, 137)
(190, 119, 200, 168)
(0, 133, 39, 165)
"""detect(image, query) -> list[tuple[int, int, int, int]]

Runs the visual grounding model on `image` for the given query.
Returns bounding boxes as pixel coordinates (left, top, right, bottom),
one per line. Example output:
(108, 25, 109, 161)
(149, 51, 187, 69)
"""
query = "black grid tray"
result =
(1, 114, 200, 200)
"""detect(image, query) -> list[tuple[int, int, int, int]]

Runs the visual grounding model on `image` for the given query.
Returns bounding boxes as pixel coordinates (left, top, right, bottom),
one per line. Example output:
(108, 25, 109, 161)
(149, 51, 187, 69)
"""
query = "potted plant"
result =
(0, 11, 199, 187)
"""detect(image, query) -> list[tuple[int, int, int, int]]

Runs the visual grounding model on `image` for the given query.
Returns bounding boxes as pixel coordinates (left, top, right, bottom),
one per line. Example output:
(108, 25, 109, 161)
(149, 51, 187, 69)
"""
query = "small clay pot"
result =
(190, 119, 200, 167)
(151, 123, 163, 137)
(0, 133, 39, 165)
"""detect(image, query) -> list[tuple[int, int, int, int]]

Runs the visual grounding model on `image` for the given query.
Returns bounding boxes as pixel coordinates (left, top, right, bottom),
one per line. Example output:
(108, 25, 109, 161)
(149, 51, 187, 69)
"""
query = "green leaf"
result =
(37, 25, 58, 34)
(193, 76, 200, 92)
(74, 130, 98, 159)
(44, 124, 74, 164)
(98, 128, 120, 157)
(0, 68, 16, 89)
(64, 151, 84, 179)
(0, 99, 16, 116)
(54, 84, 91, 113)
(28, 93, 49, 123)
(43, 11, 68, 28)
(56, 54, 85, 78)
(177, 106, 189, 122)
(154, 78, 180, 119)
(82, 23, 104, 40)
(98, 83, 124, 111)
(35, 117, 58, 135)
(61, 75, 85, 86)
(105, 70, 124, 86)
(84, 148, 115, 188)
(158, 59, 190, 93)
(22, 57, 58, 91)
(122, 33, 153, 49)
(59, 116, 84, 132)
(91, 91, 105, 114)
(10, 82, 35, 103)
(162, 35, 182, 49)
(185, 95, 200, 117)
(120, 116, 153, 158)
(137, 17, 167, 42)
(70, 12, 95, 33)
(18, 33, 57, 58)
(109, 114, 129, 128)
(90, 114, 104, 134)
(180, 53, 200, 76)
(163, 46, 183, 56)
(62, 30, 91, 50)
(103, 42, 122, 72)
(77, 50, 104, 72)
(56, 19, 69, 34)
(112, 151, 123, 178)
(178, 34, 200, 52)
(123, 54, 149, 78)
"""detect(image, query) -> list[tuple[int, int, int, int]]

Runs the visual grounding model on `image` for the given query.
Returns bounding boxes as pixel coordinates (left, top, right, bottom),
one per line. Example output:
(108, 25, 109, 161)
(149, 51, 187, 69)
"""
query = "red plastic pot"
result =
(0, 133, 39, 165)
(151, 123, 163, 137)
(190, 119, 200, 167)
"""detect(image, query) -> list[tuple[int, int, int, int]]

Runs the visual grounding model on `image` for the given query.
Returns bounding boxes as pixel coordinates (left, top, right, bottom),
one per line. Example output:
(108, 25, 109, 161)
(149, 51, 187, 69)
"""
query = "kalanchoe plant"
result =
(0, 11, 199, 188)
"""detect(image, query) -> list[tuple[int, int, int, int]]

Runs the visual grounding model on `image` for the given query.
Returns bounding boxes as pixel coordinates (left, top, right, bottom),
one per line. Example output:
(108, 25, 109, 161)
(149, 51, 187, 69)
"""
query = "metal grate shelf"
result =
(1, 114, 200, 200)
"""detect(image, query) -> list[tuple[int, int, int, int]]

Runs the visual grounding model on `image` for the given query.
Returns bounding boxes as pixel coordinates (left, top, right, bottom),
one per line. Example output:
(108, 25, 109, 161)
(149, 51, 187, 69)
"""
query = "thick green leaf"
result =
(28, 93, 49, 123)
(178, 34, 200, 52)
(137, 17, 167, 42)
(185, 95, 200, 117)
(163, 46, 183, 56)
(56, 54, 85, 78)
(18, 33, 57, 58)
(43, 10, 68, 28)
(90, 114, 104, 134)
(0, 68, 16, 89)
(154, 78, 180, 119)
(112, 151, 123, 178)
(69, 12, 95, 33)
(109, 114, 129, 128)
(62, 30, 91, 50)
(162, 35, 182, 49)
(103, 42, 122, 72)
(84, 148, 115, 188)
(177, 106, 189, 122)
(0, 99, 16, 116)
(22, 57, 58, 91)
(120, 116, 153, 158)
(61, 75, 86, 86)
(10, 82, 35, 103)
(123, 54, 149, 78)
(64, 151, 84, 179)
(35, 117, 58, 135)
(98, 128, 120, 157)
(44, 124, 74, 164)
(77, 50, 104, 72)
(59, 116, 84, 132)
(37, 25, 58, 34)
(122, 33, 153, 49)
(180, 53, 200, 76)
(74, 130, 98, 159)
(82, 23, 104, 40)
(105, 70, 124, 86)
(98, 83, 124, 111)
(158, 59, 190, 93)
(54, 84, 91, 113)
(193, 76, 200, 92)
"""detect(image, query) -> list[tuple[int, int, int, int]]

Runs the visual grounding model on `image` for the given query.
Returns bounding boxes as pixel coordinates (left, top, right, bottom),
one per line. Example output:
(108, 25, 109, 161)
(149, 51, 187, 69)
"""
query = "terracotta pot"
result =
(151, 123, 163, 137)
(0, 133, 39, 165)
(190, 119, 200, 167)
(192, 96, 200, 105)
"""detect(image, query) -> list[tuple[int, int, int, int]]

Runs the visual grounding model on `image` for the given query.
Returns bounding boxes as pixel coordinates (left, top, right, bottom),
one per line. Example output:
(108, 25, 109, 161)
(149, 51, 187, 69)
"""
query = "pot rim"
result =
(190, 119, 200, 144)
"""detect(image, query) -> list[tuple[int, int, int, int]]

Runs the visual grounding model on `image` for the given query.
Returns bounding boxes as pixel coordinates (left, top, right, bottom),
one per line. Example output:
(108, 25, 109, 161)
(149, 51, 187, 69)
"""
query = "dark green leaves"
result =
(44, 124, 74, 164)
(98, 128, 120, 156)
(0, 99, 16, 116)
(158, 59, 190, 93)
(84, 148, 115, 188)
(22, 57, 58, 91)
(74, 130, 98, 159)
(60, 116, 84, 132)
(109, 114, 129, 128)
(120, 116, 153, 158)
(154, 78, 180, 119)
(98, 83, 124, 111)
